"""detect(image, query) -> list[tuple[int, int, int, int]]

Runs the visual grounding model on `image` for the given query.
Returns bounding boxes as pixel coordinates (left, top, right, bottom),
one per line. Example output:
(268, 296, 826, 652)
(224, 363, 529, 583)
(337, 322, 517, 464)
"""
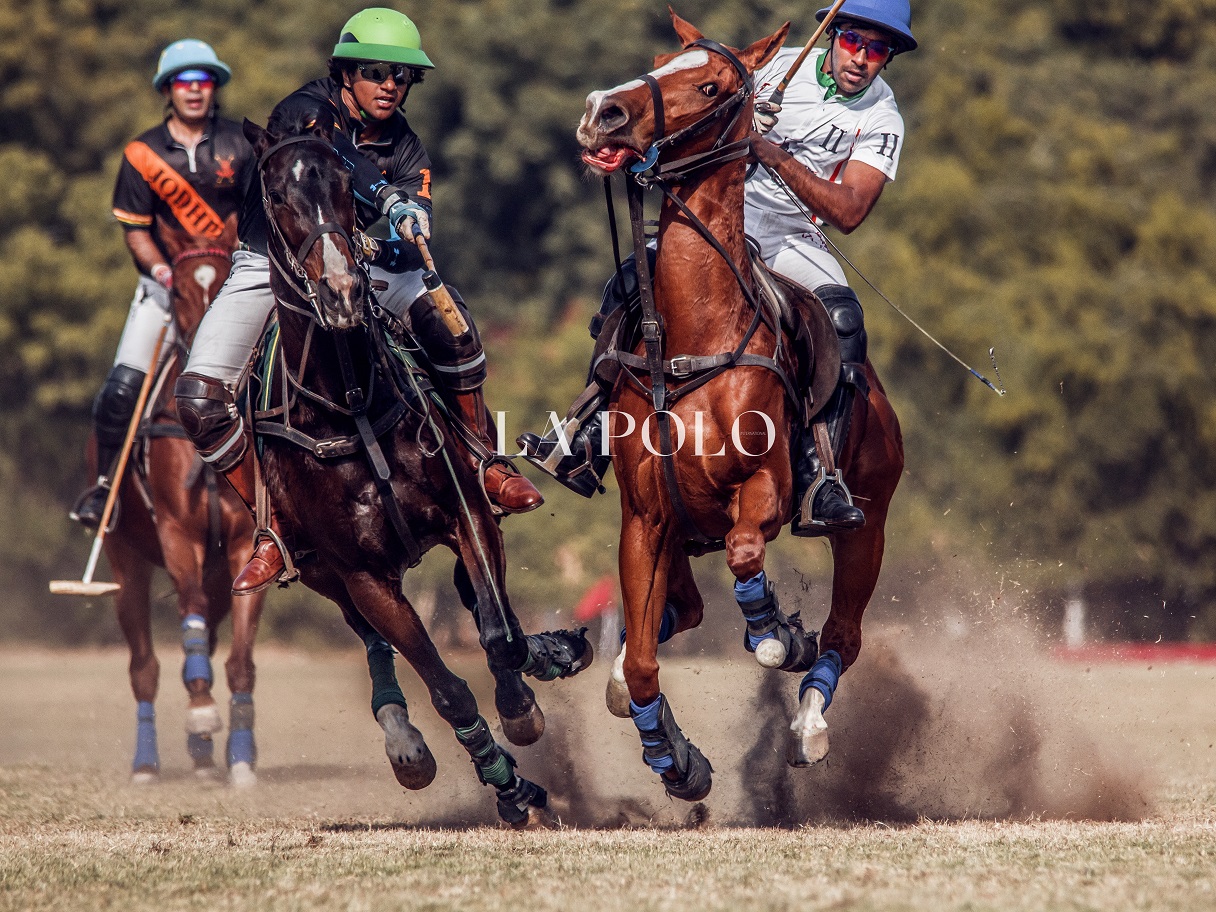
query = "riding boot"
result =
(517, 388, 612, 499)
(792, 364, 868, 536)
(449, 387, 543, 514)
(220, 450, 288, 595)
(70, 365, 147, 530)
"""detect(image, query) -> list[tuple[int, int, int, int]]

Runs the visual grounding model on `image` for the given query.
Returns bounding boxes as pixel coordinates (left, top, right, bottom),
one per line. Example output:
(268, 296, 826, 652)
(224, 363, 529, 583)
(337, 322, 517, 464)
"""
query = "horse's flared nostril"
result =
(597, 104, 629, 134)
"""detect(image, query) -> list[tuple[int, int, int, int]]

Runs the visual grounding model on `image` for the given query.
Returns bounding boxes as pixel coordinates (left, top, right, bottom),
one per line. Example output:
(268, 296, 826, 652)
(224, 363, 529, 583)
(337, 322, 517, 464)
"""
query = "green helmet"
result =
(332, 8, 435, 69)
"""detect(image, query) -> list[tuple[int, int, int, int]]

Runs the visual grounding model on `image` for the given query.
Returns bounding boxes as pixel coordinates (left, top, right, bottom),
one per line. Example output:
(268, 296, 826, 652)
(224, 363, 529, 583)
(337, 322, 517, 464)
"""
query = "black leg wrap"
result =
(738, 582, 819, 673)
(453, 715, 547, 826)
(518, 627, 593, 681)
(632, 695, 713, 802)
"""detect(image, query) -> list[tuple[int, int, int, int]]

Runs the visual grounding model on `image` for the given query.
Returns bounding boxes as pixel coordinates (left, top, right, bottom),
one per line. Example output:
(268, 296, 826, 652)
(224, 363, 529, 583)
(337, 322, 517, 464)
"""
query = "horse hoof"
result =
(509, 803, 558, 830)
(755, 637, 788, 668)
(605, 647, 630, 718)
(377, 703, 437, 790)
(131, 769, 159, 786)
(664, 743, 714, 802)
(186, 704, 223, 735)
(194, 763, 222, 781)
(787, 688, 830, 767)
(500, 704, 545, 747)
(229, 762, 257, 789)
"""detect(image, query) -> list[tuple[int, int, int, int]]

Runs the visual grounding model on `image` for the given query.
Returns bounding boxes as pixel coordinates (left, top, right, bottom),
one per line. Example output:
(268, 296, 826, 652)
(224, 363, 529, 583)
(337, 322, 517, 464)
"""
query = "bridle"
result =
(257, 133, 370, 327)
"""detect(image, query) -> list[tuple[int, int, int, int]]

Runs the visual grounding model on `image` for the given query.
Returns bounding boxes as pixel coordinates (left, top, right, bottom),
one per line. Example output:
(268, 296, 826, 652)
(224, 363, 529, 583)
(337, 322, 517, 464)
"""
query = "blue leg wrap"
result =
(798, 650, 843, 710)
(365, 637, 407, 716)
(227, 693, 256, 768)
(187, 732, 215, 765)
(630, 696, 674, 773)
(619, 601, 679, 646)
(735, 572, 777, 650)
(133, 701, 159, 772)
(181, 614, 213, 686)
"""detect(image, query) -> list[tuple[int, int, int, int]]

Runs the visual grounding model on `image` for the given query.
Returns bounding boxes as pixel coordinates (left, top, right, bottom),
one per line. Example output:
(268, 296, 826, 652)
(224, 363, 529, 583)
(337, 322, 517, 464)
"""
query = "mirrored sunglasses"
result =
(172, 70, 216, 87)
(356, 62, 411, 85)
(834, 28, 893, 62)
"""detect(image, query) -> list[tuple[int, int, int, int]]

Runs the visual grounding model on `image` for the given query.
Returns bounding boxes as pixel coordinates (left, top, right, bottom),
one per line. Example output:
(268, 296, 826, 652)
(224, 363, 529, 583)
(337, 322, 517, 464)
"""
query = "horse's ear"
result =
(243, 117, 270, 156)
(739, 21, 790, 73)
(669, 6, 704, 48)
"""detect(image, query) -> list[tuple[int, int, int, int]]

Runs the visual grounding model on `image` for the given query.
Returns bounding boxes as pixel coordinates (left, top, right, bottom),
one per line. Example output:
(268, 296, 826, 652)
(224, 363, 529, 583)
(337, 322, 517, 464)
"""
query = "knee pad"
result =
(589, 247, 656, 340)
(408, 294, 486, 391)
(93, 365, 146, 447)
(173, 372, 247, 470)
(816, 284, 867, 364)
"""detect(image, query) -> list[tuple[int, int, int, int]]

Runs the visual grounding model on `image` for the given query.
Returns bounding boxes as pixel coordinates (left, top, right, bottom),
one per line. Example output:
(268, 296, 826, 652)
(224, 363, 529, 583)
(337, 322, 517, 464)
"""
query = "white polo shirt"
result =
(745, 47, 904, 234)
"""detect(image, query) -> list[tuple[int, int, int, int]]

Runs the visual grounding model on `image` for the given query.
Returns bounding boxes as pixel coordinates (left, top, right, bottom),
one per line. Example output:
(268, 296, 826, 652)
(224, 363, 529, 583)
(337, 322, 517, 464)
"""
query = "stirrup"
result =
(793, 468, 864, 536)
(247, 525, 300, 590)
(69, 481, 119, 533)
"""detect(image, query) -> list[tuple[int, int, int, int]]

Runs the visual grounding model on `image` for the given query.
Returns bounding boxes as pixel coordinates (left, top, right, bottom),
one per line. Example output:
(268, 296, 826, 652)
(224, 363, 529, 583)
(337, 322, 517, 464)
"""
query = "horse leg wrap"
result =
(133, 701, 160, 774)
(619, 601, 679, 647)
(181, 614, 213, 686)
(365, 636, 407, 715)
(735, 574, 817, 673)
(630, 694, 713, 801)
(226, 693, 256, 769)
(798, 650, 843, 711)
(518, 627, 592, 681)
(454, 716, 518, 789)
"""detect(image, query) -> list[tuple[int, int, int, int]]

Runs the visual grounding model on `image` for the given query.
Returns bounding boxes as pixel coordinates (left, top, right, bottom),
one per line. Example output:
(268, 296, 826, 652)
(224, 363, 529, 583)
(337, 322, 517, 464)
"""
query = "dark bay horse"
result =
(243, 111, 590, 827)
(580, 12, 904, 800)
(101, 215, 268, 786)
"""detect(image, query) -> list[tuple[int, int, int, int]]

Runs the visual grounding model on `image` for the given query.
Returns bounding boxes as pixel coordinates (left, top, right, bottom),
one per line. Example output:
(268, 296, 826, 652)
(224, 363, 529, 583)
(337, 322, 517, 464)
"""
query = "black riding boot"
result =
(517, 391, 612, 498)
(70, 365, 146, 529)
(792, 363, 868, 536)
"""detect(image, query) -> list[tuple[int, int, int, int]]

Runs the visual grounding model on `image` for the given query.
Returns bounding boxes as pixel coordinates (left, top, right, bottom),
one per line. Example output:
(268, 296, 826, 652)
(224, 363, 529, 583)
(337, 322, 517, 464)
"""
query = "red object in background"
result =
(574, 574, 618, 622)
(1053, 643, 1216, 663)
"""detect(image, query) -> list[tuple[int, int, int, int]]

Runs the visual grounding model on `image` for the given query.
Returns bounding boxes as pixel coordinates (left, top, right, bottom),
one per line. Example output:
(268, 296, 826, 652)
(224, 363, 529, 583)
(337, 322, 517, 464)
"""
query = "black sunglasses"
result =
(356, 62, 412, 85)
(834, 28, 894, 62)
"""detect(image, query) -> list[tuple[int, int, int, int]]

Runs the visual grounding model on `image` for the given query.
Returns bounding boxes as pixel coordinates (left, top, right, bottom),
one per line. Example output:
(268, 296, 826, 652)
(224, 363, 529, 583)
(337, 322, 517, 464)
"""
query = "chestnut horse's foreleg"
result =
(605, 549, 701, 719)
(728, 468, 817, 673)
(223, 588, 265, 788)
(619, 514, 713, 801)
(110, 544, 160, 783)
(343, 569, 549, 827)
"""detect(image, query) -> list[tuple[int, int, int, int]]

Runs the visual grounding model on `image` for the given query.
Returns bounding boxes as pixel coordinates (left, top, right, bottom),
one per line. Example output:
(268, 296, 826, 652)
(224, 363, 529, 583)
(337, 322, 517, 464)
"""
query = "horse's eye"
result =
(268, 190, 286, 206)
(699, 83, 719, 98)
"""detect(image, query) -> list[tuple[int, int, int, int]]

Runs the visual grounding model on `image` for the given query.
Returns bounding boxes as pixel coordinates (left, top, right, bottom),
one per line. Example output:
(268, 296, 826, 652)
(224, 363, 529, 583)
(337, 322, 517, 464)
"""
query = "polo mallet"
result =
(50, 311, 172, 596)
(761, 0, 849, 110)
(413, 233, 470, 336)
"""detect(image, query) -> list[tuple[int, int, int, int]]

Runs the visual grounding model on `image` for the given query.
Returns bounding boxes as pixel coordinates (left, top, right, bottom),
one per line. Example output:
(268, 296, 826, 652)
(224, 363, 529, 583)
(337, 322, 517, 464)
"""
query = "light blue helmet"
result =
(816, 0, 917, 53)
(153, 39, 232, 90)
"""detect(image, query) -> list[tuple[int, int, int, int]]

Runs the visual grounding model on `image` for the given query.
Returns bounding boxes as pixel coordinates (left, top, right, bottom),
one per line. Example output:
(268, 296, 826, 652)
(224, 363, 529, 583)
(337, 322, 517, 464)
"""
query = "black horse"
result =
(243, 110, 590, 827)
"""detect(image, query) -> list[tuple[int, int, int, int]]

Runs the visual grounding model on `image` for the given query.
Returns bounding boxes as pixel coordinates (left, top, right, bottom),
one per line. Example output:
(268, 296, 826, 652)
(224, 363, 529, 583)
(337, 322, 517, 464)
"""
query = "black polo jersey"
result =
(239, 77, 433, 255)
(112, 117, 255, 260)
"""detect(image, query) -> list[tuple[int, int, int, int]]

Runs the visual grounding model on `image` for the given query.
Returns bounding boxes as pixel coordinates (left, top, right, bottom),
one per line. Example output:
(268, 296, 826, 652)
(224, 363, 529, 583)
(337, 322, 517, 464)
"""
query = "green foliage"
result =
(3, 0, 1215, 642)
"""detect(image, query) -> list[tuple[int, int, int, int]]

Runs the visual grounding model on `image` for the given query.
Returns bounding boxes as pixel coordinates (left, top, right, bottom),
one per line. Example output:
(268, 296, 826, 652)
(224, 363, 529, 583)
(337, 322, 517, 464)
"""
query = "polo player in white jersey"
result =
(519, 0, 917, 535)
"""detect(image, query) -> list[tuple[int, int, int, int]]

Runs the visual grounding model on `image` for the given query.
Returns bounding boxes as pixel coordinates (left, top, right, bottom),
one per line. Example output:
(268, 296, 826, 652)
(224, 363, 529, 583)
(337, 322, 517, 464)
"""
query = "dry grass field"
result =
(2, 618, 1214, 911)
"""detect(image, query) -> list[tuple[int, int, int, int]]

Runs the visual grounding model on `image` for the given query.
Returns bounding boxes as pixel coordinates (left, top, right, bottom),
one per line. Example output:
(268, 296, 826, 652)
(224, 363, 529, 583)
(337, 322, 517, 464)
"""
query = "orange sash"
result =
(120, 141, 226, 239)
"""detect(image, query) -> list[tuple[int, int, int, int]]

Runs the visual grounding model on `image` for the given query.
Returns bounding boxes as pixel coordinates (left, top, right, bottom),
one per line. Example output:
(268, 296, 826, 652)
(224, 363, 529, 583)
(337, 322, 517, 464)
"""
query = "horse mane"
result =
(266, 95, 337, 141)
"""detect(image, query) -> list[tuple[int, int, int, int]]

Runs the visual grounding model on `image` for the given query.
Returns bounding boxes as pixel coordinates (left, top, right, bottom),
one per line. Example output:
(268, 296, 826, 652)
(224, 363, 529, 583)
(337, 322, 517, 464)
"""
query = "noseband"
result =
(258, 133, 368, 324)
(629, 38, 755, 183)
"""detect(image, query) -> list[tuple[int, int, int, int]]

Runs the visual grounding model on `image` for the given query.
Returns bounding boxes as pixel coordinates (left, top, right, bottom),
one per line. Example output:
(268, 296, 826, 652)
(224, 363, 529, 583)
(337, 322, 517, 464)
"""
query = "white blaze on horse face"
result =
(585, 49, 711, 124)
(292, 159, 305, 182)
(317, 205, 348, 278)
(192, 263, 217, 297)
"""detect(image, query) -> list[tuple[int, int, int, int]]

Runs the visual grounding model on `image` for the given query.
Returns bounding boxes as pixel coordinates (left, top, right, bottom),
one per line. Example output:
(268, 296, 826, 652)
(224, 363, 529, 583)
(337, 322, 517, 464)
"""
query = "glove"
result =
(150, 263, 173, 289)
(388, 199, 430, 240)
(753, 100, 782, 136)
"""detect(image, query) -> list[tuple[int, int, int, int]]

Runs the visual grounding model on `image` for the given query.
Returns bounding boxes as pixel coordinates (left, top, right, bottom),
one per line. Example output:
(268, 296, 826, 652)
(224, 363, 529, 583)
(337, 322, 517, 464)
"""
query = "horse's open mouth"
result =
(581, 146, 637, 173)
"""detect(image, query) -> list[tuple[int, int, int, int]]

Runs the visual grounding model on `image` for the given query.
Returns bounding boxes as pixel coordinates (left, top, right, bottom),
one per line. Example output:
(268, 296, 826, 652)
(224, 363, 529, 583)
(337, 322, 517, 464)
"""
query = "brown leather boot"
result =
(219, 451, 288, 595)
(450, 388, 543, 514)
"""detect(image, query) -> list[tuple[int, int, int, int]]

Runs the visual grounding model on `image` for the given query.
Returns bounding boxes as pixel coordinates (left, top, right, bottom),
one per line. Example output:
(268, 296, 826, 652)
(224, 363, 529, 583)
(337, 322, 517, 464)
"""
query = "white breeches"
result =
(744, 204, 849, 291)
(114, 277, 175, 371)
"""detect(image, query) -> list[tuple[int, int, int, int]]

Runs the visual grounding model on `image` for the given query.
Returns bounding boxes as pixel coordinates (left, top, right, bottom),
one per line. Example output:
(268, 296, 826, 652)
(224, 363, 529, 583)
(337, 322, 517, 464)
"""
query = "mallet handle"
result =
(766, 0, 848, 107)
(413, 234, 470, 337)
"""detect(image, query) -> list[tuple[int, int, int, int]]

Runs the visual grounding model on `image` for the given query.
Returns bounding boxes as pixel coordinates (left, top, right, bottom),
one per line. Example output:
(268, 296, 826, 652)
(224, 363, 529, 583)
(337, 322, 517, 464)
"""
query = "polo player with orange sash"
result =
(71, 39, 254, 528)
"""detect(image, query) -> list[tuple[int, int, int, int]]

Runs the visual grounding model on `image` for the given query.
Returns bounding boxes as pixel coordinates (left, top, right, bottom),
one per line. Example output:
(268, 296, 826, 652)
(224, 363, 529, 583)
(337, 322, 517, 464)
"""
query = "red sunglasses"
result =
(834, 28, 893, 62)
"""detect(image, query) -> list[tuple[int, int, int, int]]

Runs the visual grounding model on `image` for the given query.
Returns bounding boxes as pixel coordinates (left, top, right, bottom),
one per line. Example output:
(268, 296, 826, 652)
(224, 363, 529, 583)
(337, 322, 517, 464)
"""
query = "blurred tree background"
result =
(4, 0, 1214, 645)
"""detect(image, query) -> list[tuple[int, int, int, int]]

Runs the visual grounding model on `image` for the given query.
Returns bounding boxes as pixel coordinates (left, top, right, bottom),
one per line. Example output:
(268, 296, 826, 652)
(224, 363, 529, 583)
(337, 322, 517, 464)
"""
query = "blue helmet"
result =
(153, 39, 232, 90)
(816, 0, 917, 53)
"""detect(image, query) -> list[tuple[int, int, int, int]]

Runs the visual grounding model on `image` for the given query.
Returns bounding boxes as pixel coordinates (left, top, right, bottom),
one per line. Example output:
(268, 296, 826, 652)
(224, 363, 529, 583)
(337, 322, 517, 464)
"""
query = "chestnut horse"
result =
(581, 12, 904, 800)
(243, 110, 590, 827)
(100, 214, 268, 786)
